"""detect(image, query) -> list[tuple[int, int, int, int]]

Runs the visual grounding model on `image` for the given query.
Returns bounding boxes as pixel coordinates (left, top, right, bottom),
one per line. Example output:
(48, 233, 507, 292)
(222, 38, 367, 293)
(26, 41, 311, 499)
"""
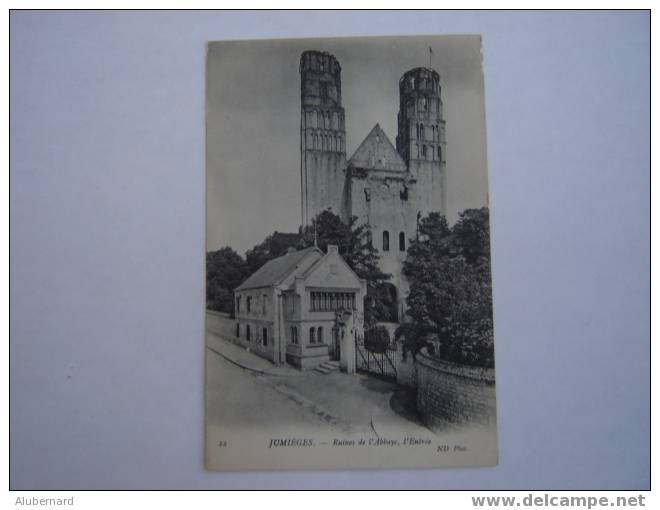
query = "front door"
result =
(331, 328, 341, 361)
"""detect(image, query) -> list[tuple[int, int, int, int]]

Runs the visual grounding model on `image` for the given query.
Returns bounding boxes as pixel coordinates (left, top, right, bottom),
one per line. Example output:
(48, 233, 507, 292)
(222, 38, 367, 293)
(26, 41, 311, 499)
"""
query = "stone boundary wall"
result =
(206, 310, 236, 341)
(416, 348, 496, 432)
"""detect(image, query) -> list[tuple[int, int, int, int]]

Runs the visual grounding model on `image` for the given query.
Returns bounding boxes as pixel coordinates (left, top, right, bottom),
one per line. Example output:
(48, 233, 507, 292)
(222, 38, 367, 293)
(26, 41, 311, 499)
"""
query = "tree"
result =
(245, 232, 301, 274)
(206, 247, 250, 314)
(299, 210, 392, 326)
(364, 325, 391, 353)
(450, 207, 491, 265)
(396, 208, 494, 368)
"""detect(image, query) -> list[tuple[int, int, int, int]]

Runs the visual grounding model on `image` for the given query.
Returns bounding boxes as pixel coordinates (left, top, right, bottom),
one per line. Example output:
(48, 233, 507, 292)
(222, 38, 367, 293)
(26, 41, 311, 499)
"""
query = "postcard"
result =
(205, 35, 497, 470)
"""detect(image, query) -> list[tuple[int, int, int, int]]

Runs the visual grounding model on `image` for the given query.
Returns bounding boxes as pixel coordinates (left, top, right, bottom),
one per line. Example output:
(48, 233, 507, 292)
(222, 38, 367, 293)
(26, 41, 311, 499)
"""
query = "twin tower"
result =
(299, 50, 446, 228)
(299, 50, 446, 316)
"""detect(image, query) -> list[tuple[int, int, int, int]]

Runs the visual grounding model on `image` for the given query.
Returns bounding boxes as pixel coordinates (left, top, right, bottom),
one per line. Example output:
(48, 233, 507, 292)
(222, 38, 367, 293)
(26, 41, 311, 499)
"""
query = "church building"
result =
(299, 51, 446, 320)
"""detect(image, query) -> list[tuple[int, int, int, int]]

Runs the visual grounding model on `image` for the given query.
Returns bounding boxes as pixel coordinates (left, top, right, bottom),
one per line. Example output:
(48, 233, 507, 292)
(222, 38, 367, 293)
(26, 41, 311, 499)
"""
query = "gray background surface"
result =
(10, 11, 650, 489)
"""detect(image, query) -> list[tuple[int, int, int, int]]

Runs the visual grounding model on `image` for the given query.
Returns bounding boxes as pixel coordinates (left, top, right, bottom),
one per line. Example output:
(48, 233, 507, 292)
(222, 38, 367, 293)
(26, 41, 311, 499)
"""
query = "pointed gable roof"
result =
(235, 246, 323, 291)
(348, 124, 407, 172)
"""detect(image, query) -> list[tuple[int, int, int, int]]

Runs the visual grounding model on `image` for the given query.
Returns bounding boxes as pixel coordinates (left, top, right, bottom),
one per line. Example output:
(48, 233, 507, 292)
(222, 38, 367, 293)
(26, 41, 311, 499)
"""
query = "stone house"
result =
(234, 245, 366, 372)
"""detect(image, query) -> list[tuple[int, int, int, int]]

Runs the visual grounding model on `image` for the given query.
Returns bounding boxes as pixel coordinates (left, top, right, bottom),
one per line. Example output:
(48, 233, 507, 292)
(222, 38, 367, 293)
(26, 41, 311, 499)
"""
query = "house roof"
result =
(235, 246, 323, 291)
(347, 124, 407, 172)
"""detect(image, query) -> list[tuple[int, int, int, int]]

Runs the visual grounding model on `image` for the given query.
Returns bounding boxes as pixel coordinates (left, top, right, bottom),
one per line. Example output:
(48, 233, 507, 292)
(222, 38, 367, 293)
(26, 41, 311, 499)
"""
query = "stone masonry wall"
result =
(206, 310, 236, 340)
(416, 348, 496, 432)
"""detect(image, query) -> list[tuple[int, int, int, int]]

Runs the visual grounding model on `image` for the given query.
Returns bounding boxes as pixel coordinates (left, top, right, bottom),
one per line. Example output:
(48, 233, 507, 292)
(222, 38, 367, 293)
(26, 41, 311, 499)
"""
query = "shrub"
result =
(364, 325, 391, 353)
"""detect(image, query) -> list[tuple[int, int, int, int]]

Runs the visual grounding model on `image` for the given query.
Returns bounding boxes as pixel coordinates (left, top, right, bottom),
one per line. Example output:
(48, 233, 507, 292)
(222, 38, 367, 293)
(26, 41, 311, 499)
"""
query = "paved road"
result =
(206, 338, 430, 436)
(205, 340, 438, 470)
(206, 347, 330, 432)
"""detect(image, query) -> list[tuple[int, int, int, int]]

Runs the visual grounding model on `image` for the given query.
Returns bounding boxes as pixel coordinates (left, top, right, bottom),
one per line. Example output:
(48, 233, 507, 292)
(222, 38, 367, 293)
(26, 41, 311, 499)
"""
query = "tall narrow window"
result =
(236, 323, 240, 338)
(382, 231, 390, 251)
(438, 146, 442, 161)
(317, 327, 323, 344)
(399, 232, 406, 252)
(291, 326, 298, 345)
(262, 328, 268, 346)
(236, 296, 241, 313)
(262, 294, 267, 315)
(246, 296, 251, 312)
(309, 327, 316, 344)
(246, 324, 251, 341)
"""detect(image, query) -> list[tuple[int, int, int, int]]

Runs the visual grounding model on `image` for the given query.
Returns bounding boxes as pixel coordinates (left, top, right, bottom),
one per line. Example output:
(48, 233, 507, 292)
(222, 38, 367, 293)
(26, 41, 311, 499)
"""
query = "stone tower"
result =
(300, 51, 347, 227)
(395, 67, 446, 216)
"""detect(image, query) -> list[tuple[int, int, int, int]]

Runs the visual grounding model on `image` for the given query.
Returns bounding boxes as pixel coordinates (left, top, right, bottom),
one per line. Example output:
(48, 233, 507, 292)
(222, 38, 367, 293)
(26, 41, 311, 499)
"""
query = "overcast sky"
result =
(207, 35, 489, 254)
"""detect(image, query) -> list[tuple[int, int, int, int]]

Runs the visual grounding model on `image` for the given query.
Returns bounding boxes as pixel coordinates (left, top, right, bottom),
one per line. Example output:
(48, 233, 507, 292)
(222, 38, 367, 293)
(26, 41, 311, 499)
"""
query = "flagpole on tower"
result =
(429, 46, 433, 69)
(313, 218, 318, 248)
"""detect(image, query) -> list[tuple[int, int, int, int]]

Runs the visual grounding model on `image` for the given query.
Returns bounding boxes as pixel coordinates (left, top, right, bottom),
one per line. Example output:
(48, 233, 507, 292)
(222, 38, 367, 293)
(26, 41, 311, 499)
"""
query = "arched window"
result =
(317, 327, 323, 344)
(309, 327, 316, 344)
(382, 231, 390, 251)
(399, 232, 406, 252)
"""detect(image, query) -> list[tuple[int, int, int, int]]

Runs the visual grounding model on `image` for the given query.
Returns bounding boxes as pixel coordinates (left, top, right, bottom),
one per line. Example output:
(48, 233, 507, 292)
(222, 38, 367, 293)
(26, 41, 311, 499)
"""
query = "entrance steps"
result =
(314, 360, 340, 374)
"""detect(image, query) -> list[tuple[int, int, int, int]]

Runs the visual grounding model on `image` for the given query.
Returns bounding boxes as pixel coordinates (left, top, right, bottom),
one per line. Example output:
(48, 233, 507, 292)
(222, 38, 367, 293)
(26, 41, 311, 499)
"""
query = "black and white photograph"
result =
(205, 35, 497, 470)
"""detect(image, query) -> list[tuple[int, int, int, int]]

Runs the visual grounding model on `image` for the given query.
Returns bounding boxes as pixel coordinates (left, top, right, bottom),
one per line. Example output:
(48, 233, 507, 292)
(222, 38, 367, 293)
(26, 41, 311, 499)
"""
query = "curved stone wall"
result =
(416, 348, 496, 432)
